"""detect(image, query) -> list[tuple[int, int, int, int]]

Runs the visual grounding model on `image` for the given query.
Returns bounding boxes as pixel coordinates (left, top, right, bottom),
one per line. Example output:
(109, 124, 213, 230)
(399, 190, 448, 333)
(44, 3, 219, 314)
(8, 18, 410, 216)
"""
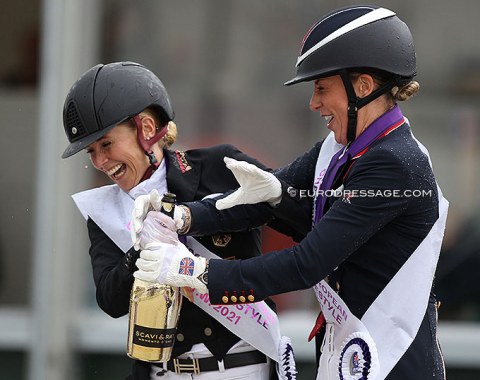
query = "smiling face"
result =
(309, 73, 394, 144)
(86, 122, 150, 192)
(309, 75, 350, 145)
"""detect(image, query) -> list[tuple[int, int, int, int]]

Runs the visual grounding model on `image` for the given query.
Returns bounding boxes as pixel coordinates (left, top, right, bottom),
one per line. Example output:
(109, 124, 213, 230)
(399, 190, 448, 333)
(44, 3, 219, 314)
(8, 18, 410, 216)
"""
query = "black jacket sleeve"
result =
(186, 142, 323, 240)
(87, 217, 137, 318)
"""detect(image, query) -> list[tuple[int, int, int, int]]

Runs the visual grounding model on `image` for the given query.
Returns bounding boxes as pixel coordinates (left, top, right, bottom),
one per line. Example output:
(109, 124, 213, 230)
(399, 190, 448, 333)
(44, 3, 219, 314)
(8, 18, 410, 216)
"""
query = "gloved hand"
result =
(216, 157, 282, 210)
(134, 242, 208, 293)
(131, 189, 185, 249)
(131, 189, 162, 249)
(135, 211, 179, 250)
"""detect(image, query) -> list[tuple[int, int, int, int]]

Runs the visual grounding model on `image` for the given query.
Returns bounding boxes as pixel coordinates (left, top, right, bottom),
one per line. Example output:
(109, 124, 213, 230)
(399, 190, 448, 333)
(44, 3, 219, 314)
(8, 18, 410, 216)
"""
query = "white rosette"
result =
(337, 331, 379, 380)
(277, 336, 297, 380)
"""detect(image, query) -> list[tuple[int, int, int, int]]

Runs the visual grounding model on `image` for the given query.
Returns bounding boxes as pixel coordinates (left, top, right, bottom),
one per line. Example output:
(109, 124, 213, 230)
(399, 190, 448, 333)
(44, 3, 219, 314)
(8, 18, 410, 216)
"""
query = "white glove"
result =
(134, 243, 207, 293)
(131, 189, 163, 248)
(216, 157, 282, 210)
(131, 189, 185, 250)
(135, 211, 180, 250)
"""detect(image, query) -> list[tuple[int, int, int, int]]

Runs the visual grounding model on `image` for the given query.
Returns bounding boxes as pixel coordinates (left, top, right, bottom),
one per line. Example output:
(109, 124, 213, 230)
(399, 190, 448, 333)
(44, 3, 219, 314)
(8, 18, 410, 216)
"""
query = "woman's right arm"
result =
(186, 142, 322, 239)
(87, 218, 137, 318)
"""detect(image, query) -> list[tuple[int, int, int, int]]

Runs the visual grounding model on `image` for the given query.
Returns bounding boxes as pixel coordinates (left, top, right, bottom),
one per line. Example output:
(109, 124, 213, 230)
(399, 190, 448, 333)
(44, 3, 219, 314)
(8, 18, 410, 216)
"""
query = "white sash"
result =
(312, 131, 448, 379)
(72, 182, 283, 363)
(73, 160, 168, 252)
(312, 133, 344, 224)
(186, 238, 282, 362)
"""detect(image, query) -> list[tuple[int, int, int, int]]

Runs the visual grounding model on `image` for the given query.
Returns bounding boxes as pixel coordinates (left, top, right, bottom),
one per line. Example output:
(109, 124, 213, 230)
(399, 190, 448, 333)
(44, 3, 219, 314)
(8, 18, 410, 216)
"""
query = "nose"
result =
(309, 92, 321, 112)
(91, 150, 108, 170)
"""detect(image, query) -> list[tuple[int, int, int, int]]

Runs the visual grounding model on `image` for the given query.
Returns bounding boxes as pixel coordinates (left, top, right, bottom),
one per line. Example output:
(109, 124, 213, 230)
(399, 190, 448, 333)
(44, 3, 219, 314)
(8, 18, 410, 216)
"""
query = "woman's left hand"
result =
(216, 157, 282, 210)
(133, 211, 179, 250)
(131, 190, 163, 248)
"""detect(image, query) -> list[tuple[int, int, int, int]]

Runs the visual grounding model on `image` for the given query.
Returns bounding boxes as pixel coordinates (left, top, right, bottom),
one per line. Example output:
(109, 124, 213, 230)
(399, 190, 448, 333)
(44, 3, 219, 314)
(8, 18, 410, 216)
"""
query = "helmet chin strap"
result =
(132, 114, 168, 166)
(339, 69, 397, 143)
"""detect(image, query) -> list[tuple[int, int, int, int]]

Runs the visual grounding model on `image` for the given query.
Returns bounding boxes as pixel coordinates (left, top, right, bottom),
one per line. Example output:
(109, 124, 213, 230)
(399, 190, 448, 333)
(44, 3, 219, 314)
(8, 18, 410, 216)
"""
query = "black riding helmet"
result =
(61, 61, 174, 159)
(285, 6, 416, 142)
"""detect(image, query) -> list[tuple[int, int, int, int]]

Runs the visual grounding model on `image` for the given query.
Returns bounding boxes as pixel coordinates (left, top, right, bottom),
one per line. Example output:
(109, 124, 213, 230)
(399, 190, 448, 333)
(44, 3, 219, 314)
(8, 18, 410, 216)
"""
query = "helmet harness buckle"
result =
(132, 114, 168, 167)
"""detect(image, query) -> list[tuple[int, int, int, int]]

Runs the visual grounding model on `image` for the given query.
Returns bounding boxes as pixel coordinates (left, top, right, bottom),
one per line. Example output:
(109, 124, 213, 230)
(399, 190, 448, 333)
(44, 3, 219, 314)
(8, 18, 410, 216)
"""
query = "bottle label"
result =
(132, 325, 177, 348)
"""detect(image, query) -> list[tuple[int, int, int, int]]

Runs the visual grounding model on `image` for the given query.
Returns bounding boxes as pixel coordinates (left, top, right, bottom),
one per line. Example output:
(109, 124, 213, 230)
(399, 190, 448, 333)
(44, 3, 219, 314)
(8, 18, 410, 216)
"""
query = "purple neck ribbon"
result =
(314, 105, 405, 223)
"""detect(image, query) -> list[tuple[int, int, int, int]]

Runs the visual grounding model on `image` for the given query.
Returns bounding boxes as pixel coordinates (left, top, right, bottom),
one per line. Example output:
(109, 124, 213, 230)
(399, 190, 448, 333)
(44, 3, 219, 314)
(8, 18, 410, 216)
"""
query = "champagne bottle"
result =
(127, 193, 183, 362)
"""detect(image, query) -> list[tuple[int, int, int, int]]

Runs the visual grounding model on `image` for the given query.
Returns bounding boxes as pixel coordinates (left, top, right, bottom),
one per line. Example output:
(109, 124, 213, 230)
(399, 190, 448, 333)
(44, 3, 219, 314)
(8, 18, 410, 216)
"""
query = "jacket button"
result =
(176, 333, 184, 342)
(230, 295, 237, 303)
(239, 296, 246, 303)
(247, 295, 255, 302)
(222, 296, 229, 304)
(204, 328, 212, 336)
